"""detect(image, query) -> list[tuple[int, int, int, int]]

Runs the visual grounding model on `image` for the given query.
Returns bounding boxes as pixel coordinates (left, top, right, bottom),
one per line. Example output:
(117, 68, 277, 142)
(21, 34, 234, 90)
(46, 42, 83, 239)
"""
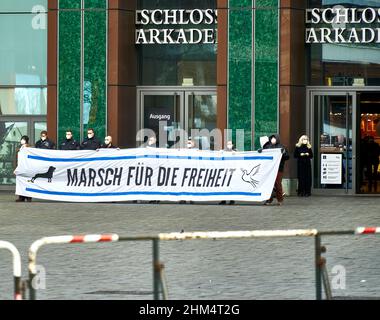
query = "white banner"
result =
(15, 148, 282, 203)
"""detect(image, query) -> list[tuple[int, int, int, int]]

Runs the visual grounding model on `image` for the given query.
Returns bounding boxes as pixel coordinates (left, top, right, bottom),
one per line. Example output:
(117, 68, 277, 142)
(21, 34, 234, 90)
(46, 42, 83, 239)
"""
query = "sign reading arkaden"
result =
(15, 148, 282, 203)
(135, 9, 218, 44)
(306, 7, 380, 44)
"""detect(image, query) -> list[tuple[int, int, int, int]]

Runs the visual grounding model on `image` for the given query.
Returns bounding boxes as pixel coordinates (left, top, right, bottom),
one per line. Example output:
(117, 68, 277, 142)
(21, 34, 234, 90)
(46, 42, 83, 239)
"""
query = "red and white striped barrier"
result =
(355, 227, 380, 235)
(158, 229, 319, 241)
(29, 234, 119, 271)
(0, 241, 22, 300)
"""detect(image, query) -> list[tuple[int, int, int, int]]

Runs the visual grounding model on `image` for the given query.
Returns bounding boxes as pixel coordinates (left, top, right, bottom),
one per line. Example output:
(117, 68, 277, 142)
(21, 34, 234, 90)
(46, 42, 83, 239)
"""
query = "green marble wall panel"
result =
(228, 0, 252, 151)
(84, 0, 107, 9)
(83, 8, 107, 139)
(58, 0, 107, 143)
(254, 0, 279, 149)
(58, 8, 81, 143)
(59, 0, 81, 9)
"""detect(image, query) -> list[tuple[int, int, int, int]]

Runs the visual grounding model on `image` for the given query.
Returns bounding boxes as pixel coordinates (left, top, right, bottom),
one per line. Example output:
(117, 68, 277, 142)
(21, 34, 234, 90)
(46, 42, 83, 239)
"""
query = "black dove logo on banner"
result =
(241, 165, 261, 189)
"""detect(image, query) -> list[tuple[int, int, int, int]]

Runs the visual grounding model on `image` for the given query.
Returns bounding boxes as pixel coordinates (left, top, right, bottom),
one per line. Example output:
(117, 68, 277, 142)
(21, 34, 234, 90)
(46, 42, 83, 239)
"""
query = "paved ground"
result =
(0, 192, 380, 300)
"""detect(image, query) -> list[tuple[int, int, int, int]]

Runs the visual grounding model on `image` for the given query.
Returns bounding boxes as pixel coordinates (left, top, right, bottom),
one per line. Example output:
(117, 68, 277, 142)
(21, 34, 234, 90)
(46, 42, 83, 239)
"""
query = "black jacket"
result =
(60, 139, 80, 150)
(35, 138, 56, 150)
(100, 143, 117, 149)
(81, 137, 101, 150)
(263, 134, 289, 172)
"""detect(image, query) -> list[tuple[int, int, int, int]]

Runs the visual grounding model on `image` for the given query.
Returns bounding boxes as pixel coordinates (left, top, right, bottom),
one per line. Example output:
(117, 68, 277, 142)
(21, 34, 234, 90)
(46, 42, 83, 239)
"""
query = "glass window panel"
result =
(0, 14, 47, 85)
(137, 0, 217, 86)
(0, 121, 28, 185)
(0, 88, 47, 115)
(307, 0, 380, 86)
(0, 0, 47, 12)
(34, 121, 47, 142)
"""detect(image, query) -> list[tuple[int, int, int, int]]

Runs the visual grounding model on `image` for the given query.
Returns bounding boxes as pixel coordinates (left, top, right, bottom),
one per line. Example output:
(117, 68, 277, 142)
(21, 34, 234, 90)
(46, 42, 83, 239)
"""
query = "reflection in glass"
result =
(0, 0, 47, 12)
(313, 95, 352, 189)
(0, 14, 47, 85)
(0, 122, 27, 185)
(188, 94, 217, 149)
(0, 88, 47, 115)
(307, 0, 380, 86)
(137, 0, 217, 86)
(34, 122, 47, 143)
(143, 95, 181, 147)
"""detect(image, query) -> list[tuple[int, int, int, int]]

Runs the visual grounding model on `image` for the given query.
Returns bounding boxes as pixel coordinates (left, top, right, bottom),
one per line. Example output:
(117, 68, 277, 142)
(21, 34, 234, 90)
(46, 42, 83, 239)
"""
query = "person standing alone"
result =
(294, 135, 313, 197)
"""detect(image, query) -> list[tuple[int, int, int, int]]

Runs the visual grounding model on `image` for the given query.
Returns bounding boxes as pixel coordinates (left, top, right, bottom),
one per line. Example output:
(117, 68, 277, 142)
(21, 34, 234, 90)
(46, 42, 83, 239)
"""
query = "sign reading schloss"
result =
(15, 148, 282, 203)
(306, 7, 380, 44)
(136, 9, 217, 44)
(321, 153, 343, 185)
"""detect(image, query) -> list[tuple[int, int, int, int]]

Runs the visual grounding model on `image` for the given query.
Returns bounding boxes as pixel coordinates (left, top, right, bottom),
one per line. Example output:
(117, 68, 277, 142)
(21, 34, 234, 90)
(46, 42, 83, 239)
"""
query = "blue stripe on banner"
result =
(26, 188, 262, 197)
(27, 155, 273, 162)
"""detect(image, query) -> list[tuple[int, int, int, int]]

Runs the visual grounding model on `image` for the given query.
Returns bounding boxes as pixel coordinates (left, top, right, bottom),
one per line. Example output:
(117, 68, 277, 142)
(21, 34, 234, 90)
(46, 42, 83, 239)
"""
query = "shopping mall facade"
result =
(1, 0, 380, 195)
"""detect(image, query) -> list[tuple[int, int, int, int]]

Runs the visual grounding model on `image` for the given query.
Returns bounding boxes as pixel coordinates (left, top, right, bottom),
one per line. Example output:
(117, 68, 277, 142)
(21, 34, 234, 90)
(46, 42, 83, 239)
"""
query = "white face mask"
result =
(41, 136, 46, 141)
(20, 139, 26, 145)
(187, 142, 193, 148)
(105, 139, 111, 145)
(271, 139, 277, 145)
(227, 144, 233, 150)
(88, 133, 94, 139)
(66, 135, 72, 140)
(148, 139, 156, 145)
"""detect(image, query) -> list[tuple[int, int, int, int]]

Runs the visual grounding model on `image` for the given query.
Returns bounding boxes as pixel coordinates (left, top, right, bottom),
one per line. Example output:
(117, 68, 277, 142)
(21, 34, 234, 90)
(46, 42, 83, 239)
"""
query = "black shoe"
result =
(219, 201, 227, 205)
(229, 201, 235, 205)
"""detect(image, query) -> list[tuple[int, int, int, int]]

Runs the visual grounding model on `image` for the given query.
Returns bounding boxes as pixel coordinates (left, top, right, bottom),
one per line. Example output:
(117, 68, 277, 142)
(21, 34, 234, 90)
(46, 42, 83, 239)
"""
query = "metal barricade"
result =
(0, 241, 23, 300)
(26, 227, 380, 300)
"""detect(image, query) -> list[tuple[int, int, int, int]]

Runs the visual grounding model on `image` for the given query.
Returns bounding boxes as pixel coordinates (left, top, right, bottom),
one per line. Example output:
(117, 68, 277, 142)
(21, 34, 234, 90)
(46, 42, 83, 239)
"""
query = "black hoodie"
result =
(263, 134, 289, 172)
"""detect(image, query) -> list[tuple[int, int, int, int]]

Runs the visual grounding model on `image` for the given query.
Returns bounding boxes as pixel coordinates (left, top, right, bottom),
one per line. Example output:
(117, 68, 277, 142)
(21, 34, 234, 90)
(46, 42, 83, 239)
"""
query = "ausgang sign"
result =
(136, 9, 218, 44)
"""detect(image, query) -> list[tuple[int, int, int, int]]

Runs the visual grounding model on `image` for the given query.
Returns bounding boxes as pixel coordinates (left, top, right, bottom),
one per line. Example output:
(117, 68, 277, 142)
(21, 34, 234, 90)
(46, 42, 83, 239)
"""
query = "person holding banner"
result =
(101, 136, 118, 149)
(14, 136, 32, 202)
(294, 135, 313, 197)
(262, 134, 289, 205)
(220, 140, 236, 205)
(81, 128, 101, 150)
(35, 131, 56, 150)
(59, 130, 80, 150)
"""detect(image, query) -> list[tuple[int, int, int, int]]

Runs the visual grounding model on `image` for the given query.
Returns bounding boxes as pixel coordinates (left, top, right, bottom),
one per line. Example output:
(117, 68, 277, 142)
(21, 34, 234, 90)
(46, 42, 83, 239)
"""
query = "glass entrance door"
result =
(138, 88, 217, 149)
(0, 116, 46, 185)
(310, 92, 356, 194)
(186, 91, 217, 150)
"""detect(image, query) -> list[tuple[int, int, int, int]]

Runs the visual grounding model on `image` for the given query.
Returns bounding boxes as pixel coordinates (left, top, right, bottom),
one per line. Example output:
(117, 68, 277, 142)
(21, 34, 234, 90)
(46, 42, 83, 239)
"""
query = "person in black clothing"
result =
(366, 136, 380, 192)
(35, 131, 56, 149)
(294, 135, 313, 197)
(59, 130, 80, 150)
(81, 128, 101, 150)
(15, 136, 32, 202)
(101, 136, 118, 149)
(220, 140, 236, 205)
(260, 134, 289, 205)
